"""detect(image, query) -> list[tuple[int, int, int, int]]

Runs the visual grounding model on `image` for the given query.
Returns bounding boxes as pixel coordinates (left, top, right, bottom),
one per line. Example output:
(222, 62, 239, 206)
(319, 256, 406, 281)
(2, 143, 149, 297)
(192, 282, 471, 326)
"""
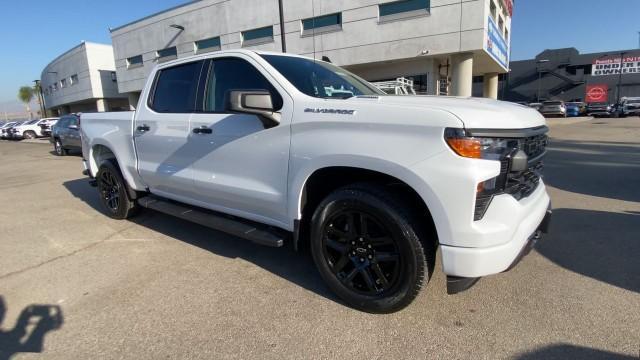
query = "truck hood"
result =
(352, 95, 546, 129)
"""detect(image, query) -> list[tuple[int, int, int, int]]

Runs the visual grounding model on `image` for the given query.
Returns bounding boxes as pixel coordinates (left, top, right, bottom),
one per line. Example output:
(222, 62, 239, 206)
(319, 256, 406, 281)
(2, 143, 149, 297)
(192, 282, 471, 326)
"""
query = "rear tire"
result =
(309, 184, 430, 313)
(23, 130, 36, 140)
(53, 139, 66, 156)
(96, 159, 139, 219)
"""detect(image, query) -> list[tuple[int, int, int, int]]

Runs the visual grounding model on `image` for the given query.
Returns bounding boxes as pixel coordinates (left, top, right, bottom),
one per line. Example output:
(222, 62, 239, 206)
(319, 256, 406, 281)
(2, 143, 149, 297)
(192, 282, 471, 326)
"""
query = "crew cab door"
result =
(187, 56, 292, 227)
(134, 60, 205, 198)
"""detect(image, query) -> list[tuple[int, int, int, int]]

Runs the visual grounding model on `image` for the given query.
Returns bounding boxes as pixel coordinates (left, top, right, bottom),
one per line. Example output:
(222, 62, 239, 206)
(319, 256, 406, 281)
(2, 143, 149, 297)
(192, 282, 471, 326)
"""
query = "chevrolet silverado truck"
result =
(80, 50, 551, 313)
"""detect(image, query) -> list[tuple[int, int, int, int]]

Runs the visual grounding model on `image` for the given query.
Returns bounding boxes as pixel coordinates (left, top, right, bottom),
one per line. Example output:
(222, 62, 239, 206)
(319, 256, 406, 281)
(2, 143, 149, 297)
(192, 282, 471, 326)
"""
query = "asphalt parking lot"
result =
(0, 117, 638, 359)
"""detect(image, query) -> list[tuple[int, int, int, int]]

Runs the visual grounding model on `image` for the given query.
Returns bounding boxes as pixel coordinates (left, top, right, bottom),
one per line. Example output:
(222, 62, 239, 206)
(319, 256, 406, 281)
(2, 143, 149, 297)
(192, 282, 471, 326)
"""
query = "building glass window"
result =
(127, 55, 143, 69)
(242, 26, 274, 46)
(504, 28, 509, 42)
(111, 72, 117, 82)
(490, 0, 497, 20)
(195, 37, 221, 54)
(60, 79, 66, 88)
(302, 13, 342, 35)
(379, 0, 430, 20)
(70, 74, 78, 85)
(52, 83, 58, 91)
(156, 47, 178, 62)
(498, 16, 504, 31)
(150, 61, 202, 113)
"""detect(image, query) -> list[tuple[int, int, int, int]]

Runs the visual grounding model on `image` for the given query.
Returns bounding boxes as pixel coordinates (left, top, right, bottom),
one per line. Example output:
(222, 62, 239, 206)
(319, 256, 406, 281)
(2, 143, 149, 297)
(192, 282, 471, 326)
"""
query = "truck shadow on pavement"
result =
(545, 138, 640, 203)
(0, 296, 63, 360)
(515, 343, 637, 360)
(62, 178, 338, 303)
(536, 208, 639, 294)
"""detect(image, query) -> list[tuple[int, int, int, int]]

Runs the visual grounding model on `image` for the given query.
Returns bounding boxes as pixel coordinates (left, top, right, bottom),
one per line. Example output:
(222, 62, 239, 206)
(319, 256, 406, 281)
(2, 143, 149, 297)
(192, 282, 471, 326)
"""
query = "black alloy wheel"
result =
(310, 184, 429, 313)
(99, 169, 121, 213)
(95, 159, 139, 219)
(322, 210, 402, 295)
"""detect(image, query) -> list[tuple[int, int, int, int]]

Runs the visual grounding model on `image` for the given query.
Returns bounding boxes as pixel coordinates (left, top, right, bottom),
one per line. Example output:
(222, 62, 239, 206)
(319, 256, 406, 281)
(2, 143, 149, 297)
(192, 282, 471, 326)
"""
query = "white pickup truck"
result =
(81, 50, 551, 313)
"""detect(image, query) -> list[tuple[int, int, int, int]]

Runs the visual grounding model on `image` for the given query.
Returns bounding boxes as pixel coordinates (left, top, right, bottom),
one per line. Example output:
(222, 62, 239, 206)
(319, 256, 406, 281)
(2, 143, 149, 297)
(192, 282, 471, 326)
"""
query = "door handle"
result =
(136, 124, 150, 132)
(193, 126, 212, 134)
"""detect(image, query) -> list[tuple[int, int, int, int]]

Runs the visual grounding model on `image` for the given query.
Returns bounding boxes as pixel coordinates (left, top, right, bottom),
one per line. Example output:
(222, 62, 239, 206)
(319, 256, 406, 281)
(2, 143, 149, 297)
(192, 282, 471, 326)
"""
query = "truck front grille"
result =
(473, 133, 547, 221)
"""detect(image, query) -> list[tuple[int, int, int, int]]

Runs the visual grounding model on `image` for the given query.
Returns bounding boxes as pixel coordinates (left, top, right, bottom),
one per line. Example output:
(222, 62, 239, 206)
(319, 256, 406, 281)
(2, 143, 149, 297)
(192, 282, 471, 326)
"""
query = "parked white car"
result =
(80, 50, 551, 313)
(10, 118, 48, 139)
(0, 121, 18, 139)
(38, 117, 60, 137)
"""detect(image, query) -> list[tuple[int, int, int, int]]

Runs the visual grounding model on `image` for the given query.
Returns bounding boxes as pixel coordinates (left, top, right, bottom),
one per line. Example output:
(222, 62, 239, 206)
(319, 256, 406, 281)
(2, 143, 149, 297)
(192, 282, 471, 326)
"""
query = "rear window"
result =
(543, 101, 562, 105)
(150, 61, 203, 113)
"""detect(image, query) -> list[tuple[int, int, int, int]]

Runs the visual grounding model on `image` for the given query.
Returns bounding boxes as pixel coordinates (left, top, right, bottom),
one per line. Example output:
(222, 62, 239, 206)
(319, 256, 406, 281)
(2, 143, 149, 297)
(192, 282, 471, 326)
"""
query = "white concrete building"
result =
(41, 42, 129, 115)
(111, 0, 513, 107)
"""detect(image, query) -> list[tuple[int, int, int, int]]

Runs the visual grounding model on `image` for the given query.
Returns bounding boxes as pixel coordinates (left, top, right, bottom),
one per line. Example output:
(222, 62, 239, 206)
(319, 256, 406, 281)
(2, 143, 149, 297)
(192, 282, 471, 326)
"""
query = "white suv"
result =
(11, 118, 47, 139)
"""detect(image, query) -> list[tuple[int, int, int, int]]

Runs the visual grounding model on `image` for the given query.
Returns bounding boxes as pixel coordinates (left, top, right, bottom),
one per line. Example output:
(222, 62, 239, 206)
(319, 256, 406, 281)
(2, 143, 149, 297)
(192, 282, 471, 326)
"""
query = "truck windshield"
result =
(260, 54, 384, 99)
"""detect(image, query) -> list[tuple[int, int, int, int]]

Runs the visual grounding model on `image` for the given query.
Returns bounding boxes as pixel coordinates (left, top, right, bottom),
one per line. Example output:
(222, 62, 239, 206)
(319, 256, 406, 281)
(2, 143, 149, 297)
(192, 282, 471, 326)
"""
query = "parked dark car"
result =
(565, 102, 581, 117)
(50, 114, 81, 155)
(614, 97, 640, 117)
(586, 102, 612, 118)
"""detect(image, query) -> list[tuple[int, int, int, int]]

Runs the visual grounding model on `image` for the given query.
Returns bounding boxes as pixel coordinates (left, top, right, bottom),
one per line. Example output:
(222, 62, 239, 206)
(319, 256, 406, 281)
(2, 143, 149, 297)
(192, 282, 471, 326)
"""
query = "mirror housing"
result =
(68, 124, 79, 130)
(228, 90, 280, 126)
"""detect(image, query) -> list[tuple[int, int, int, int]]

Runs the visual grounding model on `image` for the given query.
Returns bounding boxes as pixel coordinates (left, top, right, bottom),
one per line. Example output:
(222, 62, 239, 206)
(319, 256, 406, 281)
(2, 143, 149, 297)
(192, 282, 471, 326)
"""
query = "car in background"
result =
(586, 102, 612, 118)
(50, 114, 81, 155)
(539, 101, 566, 117)
(9, 118, 50, 139)
(528, 102, 542, 111)
(2, 121, 27, 140)
(0, 121, 18, 139)
(615, 97, 640, 117)
(565, 102, 581, 117)
(38, 117, 59, 137)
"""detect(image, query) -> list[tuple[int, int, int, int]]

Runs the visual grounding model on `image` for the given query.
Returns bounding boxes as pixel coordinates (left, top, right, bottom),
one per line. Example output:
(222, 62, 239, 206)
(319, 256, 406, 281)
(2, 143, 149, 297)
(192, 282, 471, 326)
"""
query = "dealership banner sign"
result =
(485, 16, 509, 70)
(592, 55, 640, 76)
(585, 84, 608, 103)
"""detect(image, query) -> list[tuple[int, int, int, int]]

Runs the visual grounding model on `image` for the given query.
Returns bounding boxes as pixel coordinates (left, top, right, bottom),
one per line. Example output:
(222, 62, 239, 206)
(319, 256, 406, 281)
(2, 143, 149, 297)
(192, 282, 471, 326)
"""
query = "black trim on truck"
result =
(464, 125, 549, 138)
(447, 206, 552, 294)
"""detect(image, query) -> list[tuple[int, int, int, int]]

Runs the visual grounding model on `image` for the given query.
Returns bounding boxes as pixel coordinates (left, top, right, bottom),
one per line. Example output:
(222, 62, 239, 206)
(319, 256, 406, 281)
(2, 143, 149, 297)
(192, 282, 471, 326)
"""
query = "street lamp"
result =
(536, 59, 550, 102)
(615, 51, 628, 105)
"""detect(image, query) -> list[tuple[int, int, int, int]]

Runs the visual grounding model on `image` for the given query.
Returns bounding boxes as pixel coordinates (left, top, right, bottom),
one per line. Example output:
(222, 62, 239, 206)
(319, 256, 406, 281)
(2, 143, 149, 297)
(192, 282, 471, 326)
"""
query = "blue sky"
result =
(1, 0, 639, 112)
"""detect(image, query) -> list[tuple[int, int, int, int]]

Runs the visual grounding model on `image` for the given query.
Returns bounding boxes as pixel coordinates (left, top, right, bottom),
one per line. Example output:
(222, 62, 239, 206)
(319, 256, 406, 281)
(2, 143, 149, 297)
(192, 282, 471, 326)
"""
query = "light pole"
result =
(615, 51, 628, 104)
(278, 0, 286, 52)
(536, 59, 549, 102)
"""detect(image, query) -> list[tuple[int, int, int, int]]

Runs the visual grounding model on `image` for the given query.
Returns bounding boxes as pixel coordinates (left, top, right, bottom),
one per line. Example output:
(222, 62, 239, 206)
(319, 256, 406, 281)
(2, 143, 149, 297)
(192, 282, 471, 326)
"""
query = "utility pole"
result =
(278, 0, 286, 52)
(616, 51, 627, 104)
(536, 59, 550, 102)
(33, 80, 46, 118)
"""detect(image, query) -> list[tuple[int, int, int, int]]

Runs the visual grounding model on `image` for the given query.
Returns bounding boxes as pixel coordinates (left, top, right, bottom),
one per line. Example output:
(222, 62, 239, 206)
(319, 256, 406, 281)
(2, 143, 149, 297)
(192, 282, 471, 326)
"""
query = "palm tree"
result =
(18, 86, 34, 120)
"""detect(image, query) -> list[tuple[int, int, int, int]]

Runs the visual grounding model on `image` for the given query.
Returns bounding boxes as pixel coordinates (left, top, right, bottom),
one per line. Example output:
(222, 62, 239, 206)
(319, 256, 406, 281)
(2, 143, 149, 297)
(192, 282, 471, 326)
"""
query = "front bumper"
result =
(447, 207, 551, 294)
(440, 180, 551, 278)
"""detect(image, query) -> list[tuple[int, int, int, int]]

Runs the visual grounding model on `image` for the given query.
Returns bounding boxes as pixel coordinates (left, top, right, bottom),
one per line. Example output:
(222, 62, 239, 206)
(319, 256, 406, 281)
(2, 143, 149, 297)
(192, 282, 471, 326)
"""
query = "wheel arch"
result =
(90, 142, 143, 200)
(291, 161, 443, 252)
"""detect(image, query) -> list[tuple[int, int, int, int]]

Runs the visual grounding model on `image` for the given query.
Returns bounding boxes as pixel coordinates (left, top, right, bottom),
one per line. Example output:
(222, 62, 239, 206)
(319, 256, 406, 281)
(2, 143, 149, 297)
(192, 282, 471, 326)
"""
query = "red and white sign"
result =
(585, 84, 608, 103)
(592, 55, 640, 76)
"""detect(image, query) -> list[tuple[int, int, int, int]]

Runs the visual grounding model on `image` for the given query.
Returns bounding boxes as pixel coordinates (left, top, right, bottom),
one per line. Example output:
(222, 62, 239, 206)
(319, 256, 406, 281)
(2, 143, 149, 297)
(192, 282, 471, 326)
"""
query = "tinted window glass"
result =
(242, 26, 273, 41)
(379, 0, 429, 17)
(195, 37, 221, 53)
(151, 61, 202, 113)
(56, 118, 69, 128)
(204, 58, 282, 112)
(261, 55, 383, 99)
(302, 13, 341, 30)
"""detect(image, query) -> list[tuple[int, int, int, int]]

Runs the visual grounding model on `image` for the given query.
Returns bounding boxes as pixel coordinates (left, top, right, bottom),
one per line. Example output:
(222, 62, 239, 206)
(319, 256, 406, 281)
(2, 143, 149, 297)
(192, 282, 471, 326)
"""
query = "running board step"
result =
(138, 195, 285, 247)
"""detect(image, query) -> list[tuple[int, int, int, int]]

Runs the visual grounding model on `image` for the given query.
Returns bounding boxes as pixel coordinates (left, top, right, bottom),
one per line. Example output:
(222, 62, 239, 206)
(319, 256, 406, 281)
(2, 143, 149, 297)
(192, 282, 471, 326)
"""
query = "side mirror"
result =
(68, 124, 79, 130)
(228, 90, 280, 126)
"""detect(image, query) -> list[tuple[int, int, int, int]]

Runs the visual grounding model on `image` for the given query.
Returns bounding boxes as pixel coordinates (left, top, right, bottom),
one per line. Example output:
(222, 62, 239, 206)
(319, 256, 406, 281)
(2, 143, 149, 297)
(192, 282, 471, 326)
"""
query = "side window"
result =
(150, 61, 203, 113)
(204, 58, 283, 112)
(57, 118, 69, 128)
(69, 117, 79, 127)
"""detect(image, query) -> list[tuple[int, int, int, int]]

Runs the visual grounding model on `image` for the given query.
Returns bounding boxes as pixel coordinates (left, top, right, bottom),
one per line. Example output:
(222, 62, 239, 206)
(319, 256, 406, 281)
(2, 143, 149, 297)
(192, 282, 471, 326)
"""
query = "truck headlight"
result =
(445, 128, 526, 221)
(444, 128, 521, 160)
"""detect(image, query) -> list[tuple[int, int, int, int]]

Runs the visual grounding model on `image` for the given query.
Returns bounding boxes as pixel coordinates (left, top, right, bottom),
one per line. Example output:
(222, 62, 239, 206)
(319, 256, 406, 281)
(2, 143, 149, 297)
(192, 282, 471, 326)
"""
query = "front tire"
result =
(96, 159, 138, 219)
(310, 184, 429, 313)
(23, 130, 36, 139)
